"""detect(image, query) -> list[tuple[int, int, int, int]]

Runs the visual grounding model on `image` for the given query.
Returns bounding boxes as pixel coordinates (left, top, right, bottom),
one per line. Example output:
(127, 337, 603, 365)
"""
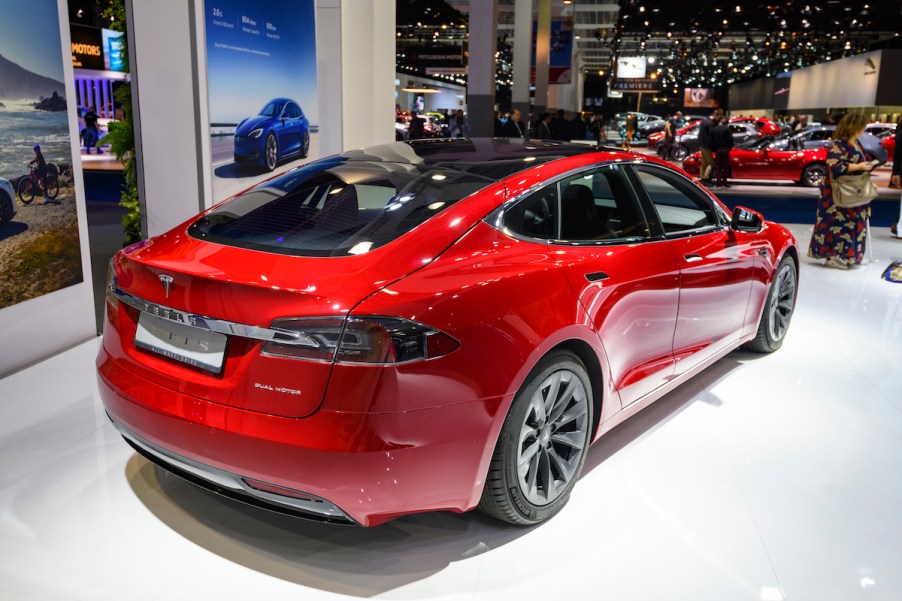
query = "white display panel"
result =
(617, 56, 647, 79)
(0, 0, 95, 377)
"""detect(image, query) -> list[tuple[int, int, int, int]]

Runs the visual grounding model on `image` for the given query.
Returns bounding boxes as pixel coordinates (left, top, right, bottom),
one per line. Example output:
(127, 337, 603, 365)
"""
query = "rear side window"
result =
(189, 161, 494, 256)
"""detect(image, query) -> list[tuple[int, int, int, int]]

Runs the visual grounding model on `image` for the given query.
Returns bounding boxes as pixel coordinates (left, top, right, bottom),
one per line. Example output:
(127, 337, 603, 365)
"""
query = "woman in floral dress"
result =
(808, 112, 880, 269)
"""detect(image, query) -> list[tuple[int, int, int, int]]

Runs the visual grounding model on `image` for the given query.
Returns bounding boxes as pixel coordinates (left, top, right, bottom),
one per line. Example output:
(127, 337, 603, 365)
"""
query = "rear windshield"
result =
(188, 159, 495, 256)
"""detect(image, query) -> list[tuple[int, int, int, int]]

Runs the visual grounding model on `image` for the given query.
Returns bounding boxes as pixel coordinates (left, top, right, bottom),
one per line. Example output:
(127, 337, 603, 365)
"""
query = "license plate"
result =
(135, 311, 227, 374)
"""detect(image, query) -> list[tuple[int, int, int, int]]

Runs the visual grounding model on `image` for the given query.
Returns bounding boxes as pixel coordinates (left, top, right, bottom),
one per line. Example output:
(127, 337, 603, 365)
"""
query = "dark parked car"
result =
(768, 125, 888, 164)
(670, 119, 771, 161)
(234, 98, 310, 171)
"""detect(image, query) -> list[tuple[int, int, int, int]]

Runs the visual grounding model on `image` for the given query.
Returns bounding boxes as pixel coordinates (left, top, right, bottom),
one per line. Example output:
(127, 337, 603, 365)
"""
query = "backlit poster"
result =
(204, 0, 319, 203)
(0, 0, 82, 309)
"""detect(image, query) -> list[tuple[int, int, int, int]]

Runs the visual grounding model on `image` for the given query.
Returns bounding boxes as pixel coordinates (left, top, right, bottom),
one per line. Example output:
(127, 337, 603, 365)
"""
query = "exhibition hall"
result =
(0, 1, 901, 600)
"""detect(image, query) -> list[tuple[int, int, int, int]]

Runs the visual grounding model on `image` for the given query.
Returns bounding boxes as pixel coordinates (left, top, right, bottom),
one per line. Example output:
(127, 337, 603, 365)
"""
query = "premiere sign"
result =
(610, 78, 661, 92)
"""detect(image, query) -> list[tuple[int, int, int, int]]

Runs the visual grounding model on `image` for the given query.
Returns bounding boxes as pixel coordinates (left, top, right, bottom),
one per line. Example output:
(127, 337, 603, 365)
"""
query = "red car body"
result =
(97, 140, 799, 526)
(883, 133, 895, 161)
(683, 141, 828, 187)
(648, 120, 700, 150)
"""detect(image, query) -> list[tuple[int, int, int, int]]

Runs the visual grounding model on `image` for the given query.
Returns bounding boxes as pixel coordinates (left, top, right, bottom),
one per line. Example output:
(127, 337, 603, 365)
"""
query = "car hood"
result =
(236, 115, 274, 136)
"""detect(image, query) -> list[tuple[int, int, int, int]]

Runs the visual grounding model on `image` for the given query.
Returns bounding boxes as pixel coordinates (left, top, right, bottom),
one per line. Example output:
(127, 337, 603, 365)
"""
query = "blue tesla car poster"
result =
(204, 0, 318, 202)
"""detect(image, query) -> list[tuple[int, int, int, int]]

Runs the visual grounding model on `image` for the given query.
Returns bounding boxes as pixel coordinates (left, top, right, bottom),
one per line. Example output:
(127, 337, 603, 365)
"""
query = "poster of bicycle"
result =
(0, 0, 83, 309)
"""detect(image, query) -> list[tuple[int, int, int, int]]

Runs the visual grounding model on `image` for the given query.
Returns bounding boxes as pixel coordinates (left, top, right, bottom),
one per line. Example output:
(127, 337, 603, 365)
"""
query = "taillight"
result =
(262, 316, 459, 364)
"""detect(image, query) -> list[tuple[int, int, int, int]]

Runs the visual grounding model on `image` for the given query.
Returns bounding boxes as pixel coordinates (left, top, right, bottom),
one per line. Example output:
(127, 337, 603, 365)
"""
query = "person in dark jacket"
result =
(536, 113, 553, 139)
(711, 116, 734, 188)
(549, 109, 573, 141)
(501, 108, 525, 138)
(698, 109, 721, 184)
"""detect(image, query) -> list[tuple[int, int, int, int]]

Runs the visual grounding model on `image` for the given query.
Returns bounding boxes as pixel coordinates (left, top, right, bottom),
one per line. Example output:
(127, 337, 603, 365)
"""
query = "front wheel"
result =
(0, 190, 13, 224)
(745, 255, 797, 353)
(264, 133, 278, 171)
(479, 350, 593, 525)
(800, 163, 827, 187)
(17, 177, 35, 204)
(672, 144, 689, 161)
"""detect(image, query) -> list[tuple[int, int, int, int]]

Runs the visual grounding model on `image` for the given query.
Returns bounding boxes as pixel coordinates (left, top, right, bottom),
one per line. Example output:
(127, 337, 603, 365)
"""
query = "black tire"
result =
(301, 131, 310, 158)
(0, 190, 13, 224)
(17, 177, 35, 204)
(479, 350, 593, 525)
(672, 144, 689, 161)
(745, 255, 797, 353)
(800, 163, 827, 187)
(264, 132, 278, 171)
(44, 175, 59, 200)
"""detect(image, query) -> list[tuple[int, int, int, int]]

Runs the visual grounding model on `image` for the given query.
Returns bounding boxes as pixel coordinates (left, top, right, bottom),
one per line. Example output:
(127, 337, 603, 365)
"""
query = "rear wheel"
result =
(44, 175, 59, 200)
(479, 350, 592, 525)
(801, 163, 827, 187)
(745, 255, 797, 353)
(17, 178, 35, 204)
(301, 131, 310, 158)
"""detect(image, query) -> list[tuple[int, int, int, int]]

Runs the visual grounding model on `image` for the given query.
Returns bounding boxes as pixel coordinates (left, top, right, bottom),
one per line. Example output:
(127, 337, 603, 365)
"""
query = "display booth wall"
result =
(0, 0, 95, 377)
(129, 0, 395, 240)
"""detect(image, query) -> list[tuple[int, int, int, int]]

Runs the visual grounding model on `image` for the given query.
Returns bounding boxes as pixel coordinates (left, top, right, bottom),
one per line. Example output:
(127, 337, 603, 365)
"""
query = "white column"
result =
(128, 0, 207, 237)
(339, 0, 395, 150)
(535, 0, 551, 113)
(466, 0, 498, 137)
(511, 0, 532, 118)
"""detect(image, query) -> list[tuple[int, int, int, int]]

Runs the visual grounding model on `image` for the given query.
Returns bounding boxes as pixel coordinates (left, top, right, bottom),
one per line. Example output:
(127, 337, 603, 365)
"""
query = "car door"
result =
(281, 102, 302, 154)
(628, 164, 758, 375)
(542, 165, 681, 408)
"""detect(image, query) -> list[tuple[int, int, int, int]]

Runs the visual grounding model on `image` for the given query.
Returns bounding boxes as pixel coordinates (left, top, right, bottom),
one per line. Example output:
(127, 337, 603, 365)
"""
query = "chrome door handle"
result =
(683, 254, 702, 263)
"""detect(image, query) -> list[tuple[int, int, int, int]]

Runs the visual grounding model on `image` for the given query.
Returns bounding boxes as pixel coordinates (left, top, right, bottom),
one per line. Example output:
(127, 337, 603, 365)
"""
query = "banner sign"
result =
(402, 45, 465, 69)
(610, 78, 661, 92)
(531, 20, 573, 85)
(70, 24, 104, 70)
(204, 0, 319, 203)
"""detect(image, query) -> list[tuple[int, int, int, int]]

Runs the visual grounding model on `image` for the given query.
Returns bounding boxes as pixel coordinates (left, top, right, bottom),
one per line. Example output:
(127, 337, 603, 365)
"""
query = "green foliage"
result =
(102, 0, 141, 245)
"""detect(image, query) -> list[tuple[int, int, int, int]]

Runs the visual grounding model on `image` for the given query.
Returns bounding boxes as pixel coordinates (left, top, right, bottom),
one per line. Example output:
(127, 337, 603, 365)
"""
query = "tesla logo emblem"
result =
(159, 274, 174, 299)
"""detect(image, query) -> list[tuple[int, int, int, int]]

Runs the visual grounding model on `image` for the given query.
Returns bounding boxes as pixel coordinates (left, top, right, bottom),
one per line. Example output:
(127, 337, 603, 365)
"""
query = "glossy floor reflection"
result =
(1, 225, 901, 601)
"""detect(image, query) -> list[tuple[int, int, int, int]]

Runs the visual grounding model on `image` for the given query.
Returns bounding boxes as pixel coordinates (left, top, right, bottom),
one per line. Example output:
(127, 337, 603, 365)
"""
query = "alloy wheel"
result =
(767, 263, 796, 343)
(516, 369, 589, 506)
(265, 134, 278, 171)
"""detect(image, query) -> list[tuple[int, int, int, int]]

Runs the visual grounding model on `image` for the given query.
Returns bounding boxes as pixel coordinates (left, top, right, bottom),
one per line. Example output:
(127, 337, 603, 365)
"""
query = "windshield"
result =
(189, 159, 495, 257)
(259, 101, 285, 117)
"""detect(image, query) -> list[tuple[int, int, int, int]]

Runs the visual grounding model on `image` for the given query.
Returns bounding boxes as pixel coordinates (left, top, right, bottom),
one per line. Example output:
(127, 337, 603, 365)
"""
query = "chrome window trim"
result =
(112, 285, 320, 347)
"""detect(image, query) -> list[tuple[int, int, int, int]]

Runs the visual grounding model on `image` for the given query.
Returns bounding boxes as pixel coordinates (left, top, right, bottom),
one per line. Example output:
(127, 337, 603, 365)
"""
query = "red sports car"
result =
(882, 133, 895, 162)
(683, 138, 829, 187)
(648, 119, 700, 151)
(97, 139, 799, 527)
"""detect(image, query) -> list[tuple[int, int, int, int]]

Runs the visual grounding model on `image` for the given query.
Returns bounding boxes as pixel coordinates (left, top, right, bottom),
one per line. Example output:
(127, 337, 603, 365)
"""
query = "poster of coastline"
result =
(0, 0, 82, 309)
(204, 0, 318, 203)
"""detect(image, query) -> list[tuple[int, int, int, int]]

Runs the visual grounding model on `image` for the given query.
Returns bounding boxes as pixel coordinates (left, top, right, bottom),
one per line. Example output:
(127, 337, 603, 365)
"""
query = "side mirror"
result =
(731, 206, 763, 232)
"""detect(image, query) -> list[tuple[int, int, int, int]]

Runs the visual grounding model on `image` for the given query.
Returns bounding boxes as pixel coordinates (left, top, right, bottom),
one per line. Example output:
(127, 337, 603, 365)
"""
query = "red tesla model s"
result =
(97, 139, 799, 527)
(683, 138, 829, 187)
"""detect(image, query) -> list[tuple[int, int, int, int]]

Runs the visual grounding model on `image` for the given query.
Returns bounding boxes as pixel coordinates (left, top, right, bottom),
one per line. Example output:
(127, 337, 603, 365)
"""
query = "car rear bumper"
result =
(97, 346, 505, 526)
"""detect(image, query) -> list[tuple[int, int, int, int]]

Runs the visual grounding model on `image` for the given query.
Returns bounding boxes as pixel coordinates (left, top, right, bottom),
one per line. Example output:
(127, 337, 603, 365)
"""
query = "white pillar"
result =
(512, 0, 532, 119)
(466, 0, 498, 137)
(339, 0, 395, 150)
(535, 0, 551, 113)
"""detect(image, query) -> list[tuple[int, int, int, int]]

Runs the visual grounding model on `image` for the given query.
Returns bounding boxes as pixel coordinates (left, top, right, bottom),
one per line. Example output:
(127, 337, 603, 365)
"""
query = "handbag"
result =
(831, 171, 877, 208)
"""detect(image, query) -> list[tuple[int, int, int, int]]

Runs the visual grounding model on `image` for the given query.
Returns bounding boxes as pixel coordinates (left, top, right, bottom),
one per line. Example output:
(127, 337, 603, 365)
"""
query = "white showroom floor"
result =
(1, 224, 901, 601)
